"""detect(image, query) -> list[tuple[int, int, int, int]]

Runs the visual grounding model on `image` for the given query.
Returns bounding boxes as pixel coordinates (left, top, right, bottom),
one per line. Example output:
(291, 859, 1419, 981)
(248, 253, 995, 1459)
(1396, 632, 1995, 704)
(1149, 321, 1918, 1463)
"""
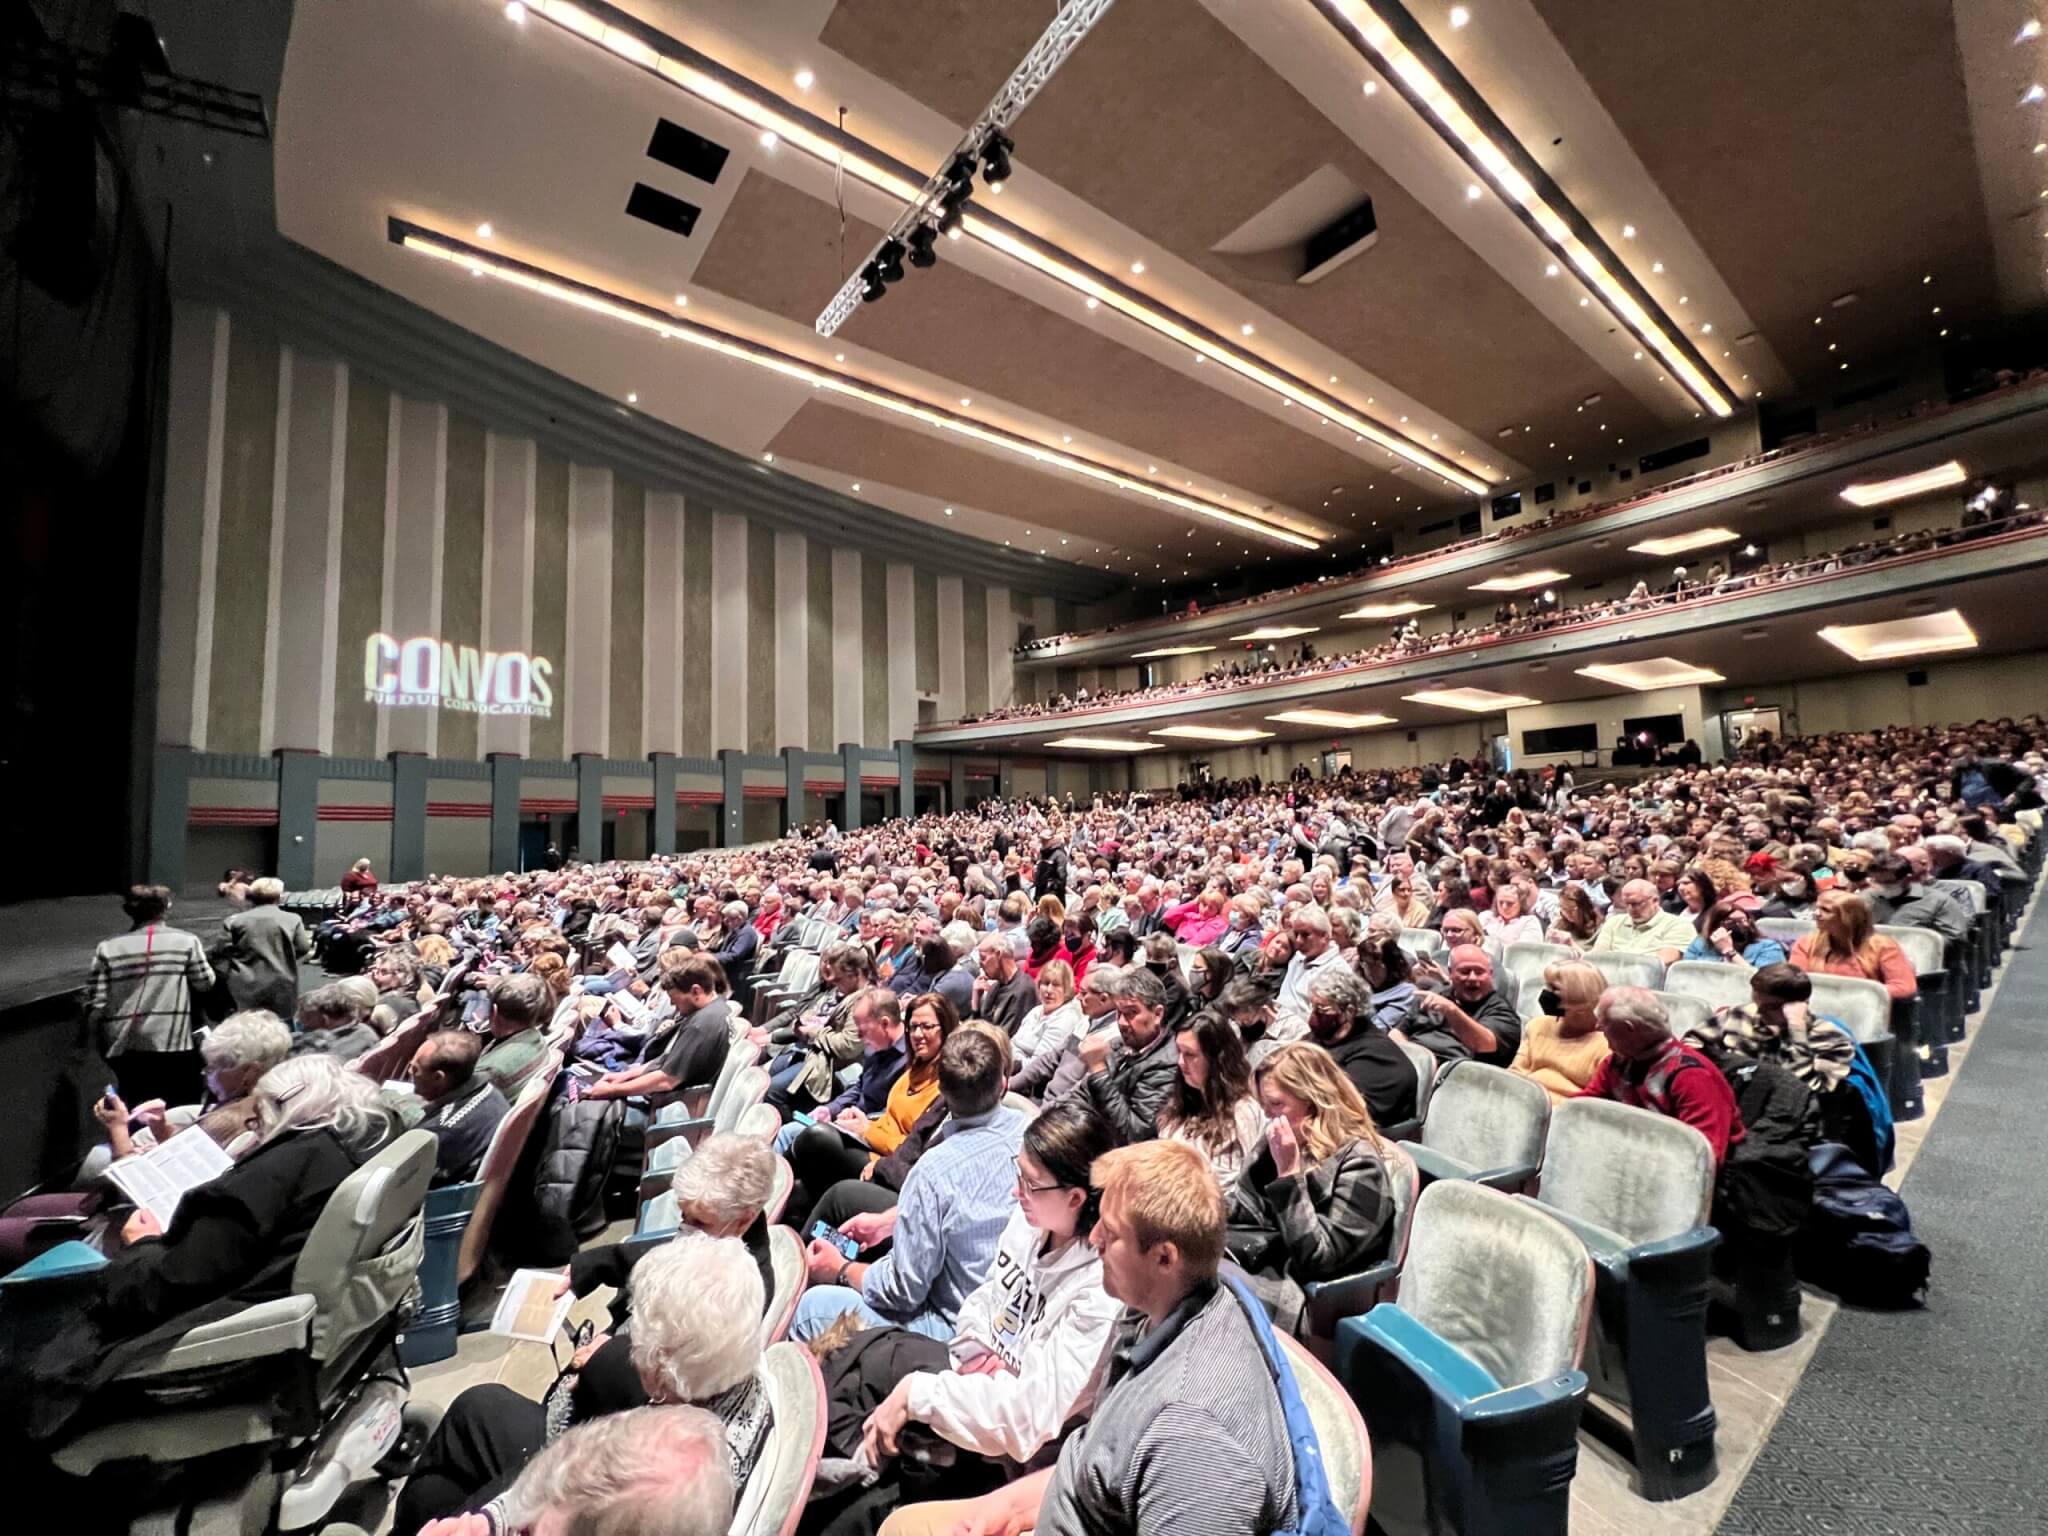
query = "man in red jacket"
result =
(1579, 986, 1746, 1165)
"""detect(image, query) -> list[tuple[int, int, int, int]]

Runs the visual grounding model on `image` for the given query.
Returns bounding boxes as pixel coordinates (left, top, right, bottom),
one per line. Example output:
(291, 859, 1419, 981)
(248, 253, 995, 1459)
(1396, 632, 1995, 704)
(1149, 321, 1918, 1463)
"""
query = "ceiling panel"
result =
(820, 0, 1666, 458)
(693, 170, 1390, 531)
(767, 399, 1265, 571)
(1528, 0, 1997, 386)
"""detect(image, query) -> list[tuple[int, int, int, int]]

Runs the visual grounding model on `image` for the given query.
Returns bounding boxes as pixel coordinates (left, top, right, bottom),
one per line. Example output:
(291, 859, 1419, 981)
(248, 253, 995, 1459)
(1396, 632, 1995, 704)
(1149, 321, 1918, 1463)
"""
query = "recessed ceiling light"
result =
(1628, 527, 1740, 557)
(943, 506, 953, 515)
(1341, 600, 1435, 619)
(1363, 79, 1379, 95)
(851, 482, 861, 492)
(1839, 460, 1966, 507)
(793, 67, 814, 89)
(2021, 19, 2043, 42)
(1269, 708, 1398, 729)
(1576, 657, 1727, 690)
(1469, 569, 1569, 592)
(833, 351, 843, 361)
(1651, 260, 1665, 273)
(1150, 725, 1274, 742)
(1130, 260, 1145, 274)
(760, 131, 778, 149)
(762, 452, 773, 463)
(959, 397, 971, 406)
(1085, 297, 1099, 310)
(1241, 323, 1256, 335)
(1046, 736, 1162, 752)
(476, 222, 493, 239)
(1621, 223, 1636, 239)
(1819, 610, 1977, 663)
(505, 1, 526, 21)
(2024, 83, 2045, 104)
(625, 391, 636, 403)
(1466, 183, 1483, 200)
(1230, 626, 1320, 640)
(1404, 687, 1542, 711)
(1449, 5, 1471, 27)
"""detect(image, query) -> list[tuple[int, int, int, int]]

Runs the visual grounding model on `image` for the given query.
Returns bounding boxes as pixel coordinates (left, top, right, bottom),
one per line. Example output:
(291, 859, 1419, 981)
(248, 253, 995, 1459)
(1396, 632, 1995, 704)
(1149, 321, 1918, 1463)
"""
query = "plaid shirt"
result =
(86, 923, 216, 1055)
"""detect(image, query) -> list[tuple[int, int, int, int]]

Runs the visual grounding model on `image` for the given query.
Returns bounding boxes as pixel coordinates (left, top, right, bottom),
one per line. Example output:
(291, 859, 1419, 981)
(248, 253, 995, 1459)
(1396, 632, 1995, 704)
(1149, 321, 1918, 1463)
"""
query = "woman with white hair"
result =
(92, 1008, 294, 1160)
(7, 1054, 394, 1447)
(395, 1233, 772, 1536)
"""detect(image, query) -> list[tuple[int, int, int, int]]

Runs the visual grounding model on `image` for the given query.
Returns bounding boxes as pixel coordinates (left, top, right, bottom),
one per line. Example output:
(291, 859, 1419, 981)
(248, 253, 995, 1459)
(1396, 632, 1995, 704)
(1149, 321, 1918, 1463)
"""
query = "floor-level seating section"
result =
(1304, 1140, 1421, 1344)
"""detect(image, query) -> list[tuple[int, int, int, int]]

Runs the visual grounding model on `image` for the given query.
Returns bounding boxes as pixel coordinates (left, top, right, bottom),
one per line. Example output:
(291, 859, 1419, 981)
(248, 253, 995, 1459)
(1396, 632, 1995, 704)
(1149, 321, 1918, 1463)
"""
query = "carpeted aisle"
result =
(1718, 896, 2048, 1535)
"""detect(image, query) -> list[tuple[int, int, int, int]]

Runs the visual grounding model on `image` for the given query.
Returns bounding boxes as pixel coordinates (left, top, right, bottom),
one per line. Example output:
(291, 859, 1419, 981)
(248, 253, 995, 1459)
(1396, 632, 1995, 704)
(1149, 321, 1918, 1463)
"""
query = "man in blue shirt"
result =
(791, 1028, 1023, 1340)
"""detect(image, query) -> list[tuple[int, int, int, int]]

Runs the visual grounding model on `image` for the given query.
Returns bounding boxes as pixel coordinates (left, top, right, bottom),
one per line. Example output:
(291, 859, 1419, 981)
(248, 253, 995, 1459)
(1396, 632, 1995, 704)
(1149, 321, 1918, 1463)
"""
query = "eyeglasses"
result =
(1013, 1158, 1064, 1195)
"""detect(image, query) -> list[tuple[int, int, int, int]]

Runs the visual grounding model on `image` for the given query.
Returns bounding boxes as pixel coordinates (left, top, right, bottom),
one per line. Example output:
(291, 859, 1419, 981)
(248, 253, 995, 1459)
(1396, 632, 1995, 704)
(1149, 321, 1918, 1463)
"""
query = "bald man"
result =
(1591, 879, 1695, 967)
(1399, 943, 1524, 1068)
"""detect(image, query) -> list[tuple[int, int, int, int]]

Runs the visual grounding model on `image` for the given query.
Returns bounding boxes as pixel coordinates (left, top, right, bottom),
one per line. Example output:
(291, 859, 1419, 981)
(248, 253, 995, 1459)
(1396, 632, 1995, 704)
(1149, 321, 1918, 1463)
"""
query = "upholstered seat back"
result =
(291, 1128, 436, 1361)
(1662, 960, 1756, 1013)
(707, 1041, 763, 1117)
(1502, 941, 1575, 1018)
(1649, 990, 1713, 1041)
(1399, 1180, 1593, 1390)
(1396, 1040, 1437, 1125)
(1396, 928, 1444, 963)
(456, 1069, 555, 1285)
(717, 1066, 771, 1133)
(1586, 951, 1667, 993)
(1754, 918, 1813, 948)
(731, 1344, 826, 1536)
(734, 1102, 780, 1141)
(762, 1226, 805, 1347)
(1420, 1063, 1550, 1175)
(1805, 974, 1891, 1046)
(1878, 924, 1944, 976)
(1280, 1330, 1372, 1533)
(1536, 1098, 1712, 1248)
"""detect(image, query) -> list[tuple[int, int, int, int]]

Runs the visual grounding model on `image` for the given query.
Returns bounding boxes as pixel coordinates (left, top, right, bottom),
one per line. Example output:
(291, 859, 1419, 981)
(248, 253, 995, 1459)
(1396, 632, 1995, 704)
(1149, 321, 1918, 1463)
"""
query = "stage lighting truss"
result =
(814, 0, 1118, 337)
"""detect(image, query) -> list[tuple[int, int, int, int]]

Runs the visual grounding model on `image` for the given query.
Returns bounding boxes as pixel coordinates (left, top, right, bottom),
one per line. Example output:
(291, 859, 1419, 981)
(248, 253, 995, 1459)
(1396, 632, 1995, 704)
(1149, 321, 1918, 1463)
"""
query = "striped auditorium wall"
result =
(157, 302, 1029, 763)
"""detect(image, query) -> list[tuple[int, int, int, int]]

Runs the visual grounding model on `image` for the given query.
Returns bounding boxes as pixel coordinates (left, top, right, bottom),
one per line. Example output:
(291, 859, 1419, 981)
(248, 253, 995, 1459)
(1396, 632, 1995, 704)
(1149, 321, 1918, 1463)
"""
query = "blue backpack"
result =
(1220, 1273, 1353, 1536)
(1820, 1030, 1895, 1176)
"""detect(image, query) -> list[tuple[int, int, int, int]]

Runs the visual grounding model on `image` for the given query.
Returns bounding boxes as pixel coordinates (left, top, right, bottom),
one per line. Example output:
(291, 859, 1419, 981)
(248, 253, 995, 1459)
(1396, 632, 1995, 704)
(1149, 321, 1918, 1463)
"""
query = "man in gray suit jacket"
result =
(222, 877, 313, 1021)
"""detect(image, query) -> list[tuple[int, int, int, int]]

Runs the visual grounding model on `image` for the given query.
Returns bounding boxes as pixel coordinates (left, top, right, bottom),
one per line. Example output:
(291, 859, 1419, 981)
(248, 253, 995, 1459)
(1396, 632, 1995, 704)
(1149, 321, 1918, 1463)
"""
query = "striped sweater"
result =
(86, 923, 217, 1055)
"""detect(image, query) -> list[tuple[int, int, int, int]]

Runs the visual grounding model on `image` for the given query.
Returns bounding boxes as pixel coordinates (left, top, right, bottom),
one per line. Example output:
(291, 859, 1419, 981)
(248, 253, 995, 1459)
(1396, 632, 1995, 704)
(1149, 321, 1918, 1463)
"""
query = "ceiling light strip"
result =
(389, 219, 1317, 549)
(1311, 0, 1734, 419)
(501, 0, 1489, 496)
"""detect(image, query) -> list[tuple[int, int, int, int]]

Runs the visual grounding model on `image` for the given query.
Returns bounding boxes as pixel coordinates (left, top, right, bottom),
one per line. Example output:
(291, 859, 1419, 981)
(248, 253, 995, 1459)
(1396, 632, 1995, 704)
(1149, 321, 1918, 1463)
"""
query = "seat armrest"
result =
(1303, 1260, 1401, 1337)
(1623, 1226, 1721, 1283)
(1379, 1116, 1421, 1142)
(1401, 1141, 1477, 1184)
(127, 1294, 318, 1378)
(1346, 1303, 1501, 1407)
(1469, 1162, 1541, 1192)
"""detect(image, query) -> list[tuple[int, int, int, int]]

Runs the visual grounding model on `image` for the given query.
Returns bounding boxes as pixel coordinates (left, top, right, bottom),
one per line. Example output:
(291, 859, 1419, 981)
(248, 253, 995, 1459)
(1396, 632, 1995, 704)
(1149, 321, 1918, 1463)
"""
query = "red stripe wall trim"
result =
(426, 803, 493, 818)
(741, 785, 787, 799)
(519, 800, 579, 813)
(189, 809, 279, 827)
(316, 807, 394, 821)
(676, 791, 723, 805)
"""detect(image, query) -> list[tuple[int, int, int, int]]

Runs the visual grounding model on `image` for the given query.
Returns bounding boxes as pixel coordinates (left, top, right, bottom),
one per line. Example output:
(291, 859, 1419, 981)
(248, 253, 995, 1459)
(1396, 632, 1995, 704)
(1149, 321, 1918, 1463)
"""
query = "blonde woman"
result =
(1791, 890, 1918, 1000)
(1225, 1042, 1393, 1333)
(1507, 960, 1613, 1102)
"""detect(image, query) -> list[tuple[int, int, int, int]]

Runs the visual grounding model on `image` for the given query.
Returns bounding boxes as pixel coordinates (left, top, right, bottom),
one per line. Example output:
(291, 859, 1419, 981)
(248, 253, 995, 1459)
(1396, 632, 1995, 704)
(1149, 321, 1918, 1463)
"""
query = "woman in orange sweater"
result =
(786, 991, 957, 1227)
(1790, 891, 1918, 1001)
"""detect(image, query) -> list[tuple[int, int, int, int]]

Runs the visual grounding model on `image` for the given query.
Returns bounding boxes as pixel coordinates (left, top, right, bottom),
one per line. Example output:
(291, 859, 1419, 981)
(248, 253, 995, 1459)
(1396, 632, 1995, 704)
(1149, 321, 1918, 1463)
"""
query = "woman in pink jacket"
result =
(1162, 885, 1231, 947)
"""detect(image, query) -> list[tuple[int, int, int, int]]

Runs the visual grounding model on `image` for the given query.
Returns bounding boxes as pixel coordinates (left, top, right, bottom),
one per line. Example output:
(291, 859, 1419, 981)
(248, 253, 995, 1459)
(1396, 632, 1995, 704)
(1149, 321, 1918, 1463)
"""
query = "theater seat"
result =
(730, 1342, 827, 1536)
(1500, 941, 1576, 1020)
(1803, 974, 1895, 1105)
(52, 1131, 437, 1532)
(647, 1040, 761, 1145)
(640, 1065, 770, 1200)
(762, 1225, 806, 1348)
(1649, 989, 1713, 1041)
(1662, 959, 1757, 1014)
(1584, 951, 1668, 993)
(1304, 1141, 1420, 1342)
(1335, 1181, 1593, 1536)
(1879, 923, 1952, 1080)
(1400, 1062, 1550, 1192)
(1379, 1040, 1438, 1142)
(1520, 1098, 1720, 1500)
(1280, 1330, 1373, 1534)
(1397, 928, 1446, 965)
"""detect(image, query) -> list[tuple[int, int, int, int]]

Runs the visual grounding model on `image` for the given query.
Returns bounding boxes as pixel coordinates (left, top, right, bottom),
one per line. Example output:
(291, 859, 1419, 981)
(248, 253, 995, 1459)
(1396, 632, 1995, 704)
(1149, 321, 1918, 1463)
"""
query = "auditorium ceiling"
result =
(263, 0, 2030, 584)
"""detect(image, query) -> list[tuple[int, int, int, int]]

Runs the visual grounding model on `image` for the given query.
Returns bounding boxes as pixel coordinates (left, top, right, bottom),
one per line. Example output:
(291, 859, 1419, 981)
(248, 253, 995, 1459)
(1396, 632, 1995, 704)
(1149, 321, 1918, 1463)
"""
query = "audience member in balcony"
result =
(1225, 1043, 1393, 1333)
(1579, 987, 1745, 1166)
(1157, 1008, 1265, 1183)
(1681, 903, 1787, 968)
(1789, 891, 1918, 1001)
(1508, 961, 1613, 1104)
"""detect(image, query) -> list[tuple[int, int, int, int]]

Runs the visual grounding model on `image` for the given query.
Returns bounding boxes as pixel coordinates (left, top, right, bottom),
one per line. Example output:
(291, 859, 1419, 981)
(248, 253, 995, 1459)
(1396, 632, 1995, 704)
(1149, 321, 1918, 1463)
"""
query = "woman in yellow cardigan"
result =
(787, 991, 958, 1228)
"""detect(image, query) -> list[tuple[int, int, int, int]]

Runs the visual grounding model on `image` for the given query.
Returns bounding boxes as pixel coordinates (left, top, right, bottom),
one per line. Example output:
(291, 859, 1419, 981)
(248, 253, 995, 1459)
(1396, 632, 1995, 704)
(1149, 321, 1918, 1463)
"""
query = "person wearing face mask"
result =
(1681, 903, 1788, 968)
(1507, 962, 1612, 1104)
(1013, 968, 1123, 1102)
(1213, 892, 1266, 957)
(1759, 868, 1819, 921)
(1302, 968, 1418, 1127)
(1860, 852, 1971, 947)
(1139, 931, 1195, 1031)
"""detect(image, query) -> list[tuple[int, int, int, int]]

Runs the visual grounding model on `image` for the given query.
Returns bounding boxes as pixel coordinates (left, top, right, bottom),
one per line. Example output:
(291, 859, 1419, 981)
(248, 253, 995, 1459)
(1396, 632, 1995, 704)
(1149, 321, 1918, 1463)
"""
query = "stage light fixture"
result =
(858, 262, 886, 302)
(907, 225, 938, 269)
(981, 132, 1014, 185)
(876, 239, 906, 283)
